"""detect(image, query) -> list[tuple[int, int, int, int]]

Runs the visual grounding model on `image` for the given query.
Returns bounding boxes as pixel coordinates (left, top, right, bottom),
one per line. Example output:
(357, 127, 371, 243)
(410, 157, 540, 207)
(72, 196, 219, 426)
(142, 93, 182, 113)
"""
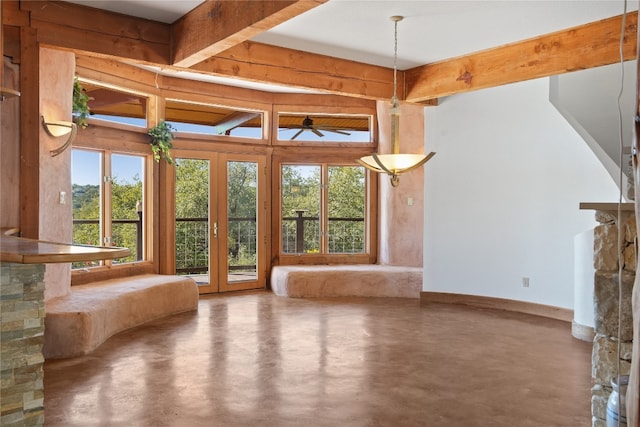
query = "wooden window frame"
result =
(272, 149, 378, 266)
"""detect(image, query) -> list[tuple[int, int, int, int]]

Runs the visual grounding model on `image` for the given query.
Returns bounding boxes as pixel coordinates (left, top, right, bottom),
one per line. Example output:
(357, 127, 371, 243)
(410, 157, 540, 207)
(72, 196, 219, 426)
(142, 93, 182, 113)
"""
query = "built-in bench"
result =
(43, 274, 199, 359)
(271, 265, 422, 298)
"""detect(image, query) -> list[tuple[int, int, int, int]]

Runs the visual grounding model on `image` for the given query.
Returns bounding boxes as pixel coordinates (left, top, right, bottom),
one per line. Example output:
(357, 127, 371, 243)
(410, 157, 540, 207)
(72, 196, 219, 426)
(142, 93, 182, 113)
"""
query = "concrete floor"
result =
(44, 292, 592, 427)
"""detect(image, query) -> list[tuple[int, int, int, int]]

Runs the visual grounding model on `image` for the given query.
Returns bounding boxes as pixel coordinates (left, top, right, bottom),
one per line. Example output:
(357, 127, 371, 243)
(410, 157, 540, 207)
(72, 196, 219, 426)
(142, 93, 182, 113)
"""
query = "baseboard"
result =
(420, 291, 573, 323)
(571, 320, 595, 342)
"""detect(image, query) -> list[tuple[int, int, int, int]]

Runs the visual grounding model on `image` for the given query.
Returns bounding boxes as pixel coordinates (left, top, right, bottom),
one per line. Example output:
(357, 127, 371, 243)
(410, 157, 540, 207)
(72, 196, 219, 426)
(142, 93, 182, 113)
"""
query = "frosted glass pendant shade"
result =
(356, 15, 435, 188)
(358, 152, 435, 187)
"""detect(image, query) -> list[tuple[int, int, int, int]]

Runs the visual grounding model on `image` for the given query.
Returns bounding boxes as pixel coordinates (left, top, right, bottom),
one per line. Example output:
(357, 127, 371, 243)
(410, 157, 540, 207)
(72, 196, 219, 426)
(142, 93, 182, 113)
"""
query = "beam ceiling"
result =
(3, 1, 638, 102)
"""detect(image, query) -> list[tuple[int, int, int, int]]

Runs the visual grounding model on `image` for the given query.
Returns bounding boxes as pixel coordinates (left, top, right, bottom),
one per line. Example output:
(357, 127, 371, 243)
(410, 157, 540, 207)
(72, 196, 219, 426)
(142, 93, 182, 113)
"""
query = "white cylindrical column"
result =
(573, 228, 595, 341)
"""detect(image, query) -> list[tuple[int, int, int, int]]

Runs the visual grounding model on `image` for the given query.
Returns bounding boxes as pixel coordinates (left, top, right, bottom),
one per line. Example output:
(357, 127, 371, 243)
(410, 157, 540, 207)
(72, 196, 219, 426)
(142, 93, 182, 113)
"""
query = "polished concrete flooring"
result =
(44, 292, 592, 426)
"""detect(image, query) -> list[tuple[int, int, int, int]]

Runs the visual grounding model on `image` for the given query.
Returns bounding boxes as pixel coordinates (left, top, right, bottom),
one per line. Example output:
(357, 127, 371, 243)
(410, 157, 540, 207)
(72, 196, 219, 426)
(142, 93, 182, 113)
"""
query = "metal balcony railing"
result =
(73, 212, 365, 272)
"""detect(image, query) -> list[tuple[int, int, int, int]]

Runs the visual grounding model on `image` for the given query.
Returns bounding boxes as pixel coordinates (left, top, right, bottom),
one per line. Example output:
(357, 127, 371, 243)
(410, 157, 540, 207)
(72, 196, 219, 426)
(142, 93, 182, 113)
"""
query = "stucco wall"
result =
(377, 100, 425, 267)
(423, 77, 619, 309)
(39, 47, 74, 300)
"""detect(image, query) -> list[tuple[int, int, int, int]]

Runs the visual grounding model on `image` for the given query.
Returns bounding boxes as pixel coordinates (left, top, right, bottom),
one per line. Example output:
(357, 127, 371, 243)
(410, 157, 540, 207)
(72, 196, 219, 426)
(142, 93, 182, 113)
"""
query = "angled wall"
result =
(549, 60, 637, 195)
(424, 77, 619, 309)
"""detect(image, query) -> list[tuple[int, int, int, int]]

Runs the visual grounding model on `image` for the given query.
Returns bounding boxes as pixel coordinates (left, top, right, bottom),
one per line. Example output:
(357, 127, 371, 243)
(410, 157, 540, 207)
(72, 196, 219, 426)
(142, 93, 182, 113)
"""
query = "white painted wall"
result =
(423, 77, 619, 309)
(550, 61, 637, 190)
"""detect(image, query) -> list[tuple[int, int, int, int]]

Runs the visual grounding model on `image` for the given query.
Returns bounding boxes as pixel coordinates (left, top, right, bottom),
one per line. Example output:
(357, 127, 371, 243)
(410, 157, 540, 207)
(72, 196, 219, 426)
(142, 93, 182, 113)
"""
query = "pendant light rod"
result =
(357, 15, 436, 187)
(390, 15, 402, 155)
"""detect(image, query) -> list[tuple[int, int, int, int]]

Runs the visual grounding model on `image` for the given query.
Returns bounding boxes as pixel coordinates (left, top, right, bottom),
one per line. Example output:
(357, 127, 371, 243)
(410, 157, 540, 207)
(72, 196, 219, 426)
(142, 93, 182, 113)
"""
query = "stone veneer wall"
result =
(0, 262, 45, 426)
(591, 209, 635, 427)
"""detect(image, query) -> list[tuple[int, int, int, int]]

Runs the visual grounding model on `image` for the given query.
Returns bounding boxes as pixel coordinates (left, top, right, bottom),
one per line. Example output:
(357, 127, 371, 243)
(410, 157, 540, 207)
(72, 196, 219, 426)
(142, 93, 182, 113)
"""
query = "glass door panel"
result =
(175, 157, 212, 291)
(226, 160, 258, 284)
(174, 152, 265, 294)
(219, 154, 266, 292)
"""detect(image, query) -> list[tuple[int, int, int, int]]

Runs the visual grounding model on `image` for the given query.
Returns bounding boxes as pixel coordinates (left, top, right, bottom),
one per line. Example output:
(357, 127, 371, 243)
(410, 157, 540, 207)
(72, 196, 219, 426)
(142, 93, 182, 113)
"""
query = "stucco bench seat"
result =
(271, 265, 422, 298)
(43, 274, 198, 359)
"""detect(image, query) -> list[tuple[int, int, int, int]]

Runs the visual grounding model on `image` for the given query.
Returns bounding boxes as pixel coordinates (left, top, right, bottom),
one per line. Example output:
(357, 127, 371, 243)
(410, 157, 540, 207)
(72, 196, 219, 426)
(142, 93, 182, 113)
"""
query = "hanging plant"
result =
(72, 77, 91, 128)
(147, 120, 175, 165)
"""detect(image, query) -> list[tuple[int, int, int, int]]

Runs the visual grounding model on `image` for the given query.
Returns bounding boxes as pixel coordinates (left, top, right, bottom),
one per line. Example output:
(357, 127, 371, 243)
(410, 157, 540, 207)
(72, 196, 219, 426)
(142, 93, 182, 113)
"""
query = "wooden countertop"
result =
(0, 235, 130, 264)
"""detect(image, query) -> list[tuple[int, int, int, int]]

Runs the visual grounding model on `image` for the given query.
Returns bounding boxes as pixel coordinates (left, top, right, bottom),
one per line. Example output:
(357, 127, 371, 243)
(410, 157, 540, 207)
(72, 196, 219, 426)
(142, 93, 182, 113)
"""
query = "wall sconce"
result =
(0, 87, 20, 101)
(41, 116, 77, 157)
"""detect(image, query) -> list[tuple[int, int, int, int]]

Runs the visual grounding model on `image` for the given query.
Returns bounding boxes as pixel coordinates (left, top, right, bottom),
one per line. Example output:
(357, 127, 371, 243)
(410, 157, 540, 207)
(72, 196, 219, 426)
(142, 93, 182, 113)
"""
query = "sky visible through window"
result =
(73, 114, 369, 185)
(72, 150, 142, 186)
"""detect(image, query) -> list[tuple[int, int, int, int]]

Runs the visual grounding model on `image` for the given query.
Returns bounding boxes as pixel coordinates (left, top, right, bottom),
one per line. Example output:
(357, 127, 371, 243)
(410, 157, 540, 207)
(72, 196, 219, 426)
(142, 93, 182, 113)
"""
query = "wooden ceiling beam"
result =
(172, 0, 326, 68)
(190, 40, 396, 100)
(19, 1, 171, 64)
(405, 12, 638, 103)
(9, 2, 637, 102)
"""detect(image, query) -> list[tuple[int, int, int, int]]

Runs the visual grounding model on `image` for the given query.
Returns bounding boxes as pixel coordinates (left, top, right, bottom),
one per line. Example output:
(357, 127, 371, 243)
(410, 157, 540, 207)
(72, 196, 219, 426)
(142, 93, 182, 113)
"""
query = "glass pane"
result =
(165, 99, 263, 139)
(111, 154, 145, 263)
(83, 81, 147, 127)
(175, 159, 210, 285)
(328, 166, 366, 253)
(281, 165, 321, 254)
(227, 161, 258, 283)
(71, 149, 102, 269)
(278, 113, 371, 142)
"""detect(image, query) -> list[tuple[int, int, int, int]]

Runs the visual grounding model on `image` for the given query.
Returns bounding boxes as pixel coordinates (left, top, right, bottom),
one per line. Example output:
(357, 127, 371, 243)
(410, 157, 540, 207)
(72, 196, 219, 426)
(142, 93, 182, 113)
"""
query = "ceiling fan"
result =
(284, 115, 351, 140)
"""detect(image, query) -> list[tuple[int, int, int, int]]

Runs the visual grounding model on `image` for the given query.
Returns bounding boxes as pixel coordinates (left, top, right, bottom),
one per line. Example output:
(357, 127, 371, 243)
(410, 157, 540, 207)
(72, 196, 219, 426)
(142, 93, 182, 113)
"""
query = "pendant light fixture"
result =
(358, 15, 435, 187)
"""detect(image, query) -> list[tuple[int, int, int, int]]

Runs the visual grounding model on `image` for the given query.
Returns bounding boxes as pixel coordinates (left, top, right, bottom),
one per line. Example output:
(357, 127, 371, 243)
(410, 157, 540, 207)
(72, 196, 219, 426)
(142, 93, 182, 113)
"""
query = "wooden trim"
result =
(420, 292, 573, 323)
(405, 13, 638, 102)
(19, 27, 39, 239)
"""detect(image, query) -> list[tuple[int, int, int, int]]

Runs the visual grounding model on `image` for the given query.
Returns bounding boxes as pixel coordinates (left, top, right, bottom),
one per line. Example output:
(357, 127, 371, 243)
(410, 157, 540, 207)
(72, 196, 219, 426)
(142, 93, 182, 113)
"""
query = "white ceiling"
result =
(67, 0, 639, 92)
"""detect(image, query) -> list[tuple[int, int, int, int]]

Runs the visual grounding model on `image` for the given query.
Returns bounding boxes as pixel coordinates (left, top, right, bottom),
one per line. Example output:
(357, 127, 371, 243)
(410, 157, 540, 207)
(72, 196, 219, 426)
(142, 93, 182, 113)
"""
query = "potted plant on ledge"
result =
(147, 120, 175, 165)
(72, 78, 91, 128)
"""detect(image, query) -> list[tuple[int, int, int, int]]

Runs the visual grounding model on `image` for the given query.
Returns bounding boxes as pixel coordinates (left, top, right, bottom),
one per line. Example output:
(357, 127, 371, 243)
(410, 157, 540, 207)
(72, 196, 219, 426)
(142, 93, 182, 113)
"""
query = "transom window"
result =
(81, 80, 148, 127)
(277, 113, 372, 142)
(165, 99, 263, 139)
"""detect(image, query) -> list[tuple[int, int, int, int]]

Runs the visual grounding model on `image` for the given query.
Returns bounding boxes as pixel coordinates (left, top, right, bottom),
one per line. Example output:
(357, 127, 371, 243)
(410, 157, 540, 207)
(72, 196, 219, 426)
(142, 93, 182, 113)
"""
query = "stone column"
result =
(0, 262, 45, 426)
(591, 209, 635, 427)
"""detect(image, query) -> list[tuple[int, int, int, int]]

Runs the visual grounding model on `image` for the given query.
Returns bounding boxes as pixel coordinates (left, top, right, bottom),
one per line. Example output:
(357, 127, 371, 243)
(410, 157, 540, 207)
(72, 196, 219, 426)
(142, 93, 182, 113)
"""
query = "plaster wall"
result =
(39, 47, 74, 300)
(423, 77, 618, 309)
(377, 100, 425, 267)
(550, 61, 637, 187)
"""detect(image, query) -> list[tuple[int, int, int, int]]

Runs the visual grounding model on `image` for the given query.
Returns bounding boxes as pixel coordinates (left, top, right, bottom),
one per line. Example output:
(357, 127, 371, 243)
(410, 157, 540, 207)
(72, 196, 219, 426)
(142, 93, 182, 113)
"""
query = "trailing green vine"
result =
(72, 78, 91, 128)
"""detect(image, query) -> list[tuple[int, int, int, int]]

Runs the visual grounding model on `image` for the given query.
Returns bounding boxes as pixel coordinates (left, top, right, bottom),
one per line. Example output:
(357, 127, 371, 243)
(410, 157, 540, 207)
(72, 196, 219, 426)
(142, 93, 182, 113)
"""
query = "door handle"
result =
(213, 222, 218, 238)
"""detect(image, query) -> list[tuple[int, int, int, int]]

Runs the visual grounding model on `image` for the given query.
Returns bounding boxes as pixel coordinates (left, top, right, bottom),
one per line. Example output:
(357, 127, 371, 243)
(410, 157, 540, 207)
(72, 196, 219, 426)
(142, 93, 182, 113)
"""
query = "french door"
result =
(172, 150, 266, 293)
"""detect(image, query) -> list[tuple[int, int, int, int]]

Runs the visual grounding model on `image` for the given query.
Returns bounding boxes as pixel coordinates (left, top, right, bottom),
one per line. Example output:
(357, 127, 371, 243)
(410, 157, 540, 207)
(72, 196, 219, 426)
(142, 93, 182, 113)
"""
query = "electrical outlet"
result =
(522, 277, 530, 288)
(59, 191, 66, 205)
(407, 197, 414, 206)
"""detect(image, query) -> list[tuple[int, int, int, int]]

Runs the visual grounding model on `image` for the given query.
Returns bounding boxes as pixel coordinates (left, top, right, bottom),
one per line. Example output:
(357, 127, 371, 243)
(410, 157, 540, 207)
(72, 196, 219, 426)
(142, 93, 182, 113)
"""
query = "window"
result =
(281, 164, 367, 256)
(71, 149, 147, 268)
(165, 99, 263, 139)
(277, 113, 372, 142)
(80, 80, 147, 127)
